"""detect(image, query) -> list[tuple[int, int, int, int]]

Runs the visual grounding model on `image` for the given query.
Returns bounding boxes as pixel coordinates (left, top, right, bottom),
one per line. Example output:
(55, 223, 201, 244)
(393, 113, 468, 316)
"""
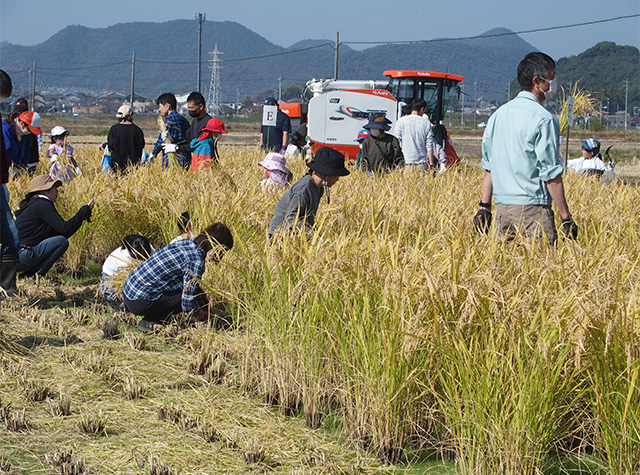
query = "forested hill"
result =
(556, 42, 639, 110)
(2, 20, 633, 105)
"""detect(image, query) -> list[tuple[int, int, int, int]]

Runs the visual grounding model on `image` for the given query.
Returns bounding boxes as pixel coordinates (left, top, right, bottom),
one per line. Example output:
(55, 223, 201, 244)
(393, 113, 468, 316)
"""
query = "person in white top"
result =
(102, 234, 154, 307)
(393, 98, 435, 169)
(566, 138, 615, 181)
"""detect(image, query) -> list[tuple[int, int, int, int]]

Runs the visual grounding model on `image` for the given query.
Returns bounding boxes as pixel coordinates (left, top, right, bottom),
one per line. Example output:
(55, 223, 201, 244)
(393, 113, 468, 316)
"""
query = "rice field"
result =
(1, 140, 639, 474)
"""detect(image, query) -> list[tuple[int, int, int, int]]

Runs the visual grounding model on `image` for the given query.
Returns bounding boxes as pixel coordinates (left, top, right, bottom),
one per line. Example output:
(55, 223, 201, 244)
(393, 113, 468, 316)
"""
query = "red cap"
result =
(198, 118, 227, 140)
(18, 111, 42, 135)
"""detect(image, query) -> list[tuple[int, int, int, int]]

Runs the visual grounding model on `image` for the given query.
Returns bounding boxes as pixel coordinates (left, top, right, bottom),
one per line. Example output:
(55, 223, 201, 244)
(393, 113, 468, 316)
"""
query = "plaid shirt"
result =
(152, 111, 191, 168)
(123, 239, 205, 317)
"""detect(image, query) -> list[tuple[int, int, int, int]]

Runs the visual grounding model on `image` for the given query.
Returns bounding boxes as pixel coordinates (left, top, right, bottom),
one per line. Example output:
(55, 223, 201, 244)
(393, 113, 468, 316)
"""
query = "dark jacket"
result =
(15, 196, 91, 246)
(360, 134, 404, 172)
(179, 113, 213, 155)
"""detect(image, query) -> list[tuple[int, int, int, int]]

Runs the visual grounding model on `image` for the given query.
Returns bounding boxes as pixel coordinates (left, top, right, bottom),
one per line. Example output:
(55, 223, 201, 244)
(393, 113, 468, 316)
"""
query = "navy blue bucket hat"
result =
(363, 113, 392, 131)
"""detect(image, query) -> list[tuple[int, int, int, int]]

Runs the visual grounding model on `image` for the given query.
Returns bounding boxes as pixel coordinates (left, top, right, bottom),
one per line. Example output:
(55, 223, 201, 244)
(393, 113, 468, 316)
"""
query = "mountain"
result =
(556, 42, 639, 111)
(0, 21, 538, 102)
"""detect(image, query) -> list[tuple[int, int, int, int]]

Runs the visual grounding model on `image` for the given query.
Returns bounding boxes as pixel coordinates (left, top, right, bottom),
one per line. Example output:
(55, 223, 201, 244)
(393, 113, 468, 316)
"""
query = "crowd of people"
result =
(0, 50, 621, 329)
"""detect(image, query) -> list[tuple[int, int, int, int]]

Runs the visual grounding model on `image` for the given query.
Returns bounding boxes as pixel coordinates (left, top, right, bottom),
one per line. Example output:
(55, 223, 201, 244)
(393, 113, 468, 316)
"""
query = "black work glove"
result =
(473, 208, 492, 234)
(561, 216, 578, 240)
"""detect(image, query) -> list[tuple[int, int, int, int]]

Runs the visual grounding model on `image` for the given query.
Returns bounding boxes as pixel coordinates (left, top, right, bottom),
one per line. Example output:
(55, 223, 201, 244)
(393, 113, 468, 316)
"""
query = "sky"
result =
(1, 0, 639, 60)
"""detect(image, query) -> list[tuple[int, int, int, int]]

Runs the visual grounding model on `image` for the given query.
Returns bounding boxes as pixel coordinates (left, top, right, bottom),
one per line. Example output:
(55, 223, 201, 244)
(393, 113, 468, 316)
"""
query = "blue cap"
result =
(354, 129, 370, 142)
(581, 138, 600, 154)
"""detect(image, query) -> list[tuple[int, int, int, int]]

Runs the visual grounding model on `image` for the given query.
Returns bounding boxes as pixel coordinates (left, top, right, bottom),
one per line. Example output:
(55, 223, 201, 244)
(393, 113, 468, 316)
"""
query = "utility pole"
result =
(334, 31, 339, 80)
(460, 84, 464, 126)
(195, 12, 206, 93)
(30, 61, 36, 110)
(130, 51, 136, 110)
(236, 88, 240, 118)
(624, 78, 629, 131)
(473, 81, 477, 128)
(278, 76, 282, 102)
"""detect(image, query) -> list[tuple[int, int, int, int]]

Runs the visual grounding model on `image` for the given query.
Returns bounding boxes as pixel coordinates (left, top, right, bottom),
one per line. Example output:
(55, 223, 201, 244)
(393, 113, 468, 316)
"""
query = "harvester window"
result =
(419, 83, 439, 118)
(397, 79, 415, 100)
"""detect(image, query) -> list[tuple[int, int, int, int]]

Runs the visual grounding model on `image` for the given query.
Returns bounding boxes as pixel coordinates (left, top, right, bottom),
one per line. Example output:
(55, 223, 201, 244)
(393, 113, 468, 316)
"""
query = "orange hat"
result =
(18, 111, 42, 135)
(198, 118, 227, 140)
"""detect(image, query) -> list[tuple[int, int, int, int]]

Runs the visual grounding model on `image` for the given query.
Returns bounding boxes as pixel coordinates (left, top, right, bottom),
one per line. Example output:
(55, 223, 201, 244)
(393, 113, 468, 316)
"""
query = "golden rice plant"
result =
(557, 81, 598, 135)
(5, 141, 639, 472)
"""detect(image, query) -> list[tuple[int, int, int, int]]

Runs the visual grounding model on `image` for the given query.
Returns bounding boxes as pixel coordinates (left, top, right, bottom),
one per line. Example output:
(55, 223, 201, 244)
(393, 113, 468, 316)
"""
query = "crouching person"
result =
(122, 223, 233, 332)
(15, 175, 93, 277)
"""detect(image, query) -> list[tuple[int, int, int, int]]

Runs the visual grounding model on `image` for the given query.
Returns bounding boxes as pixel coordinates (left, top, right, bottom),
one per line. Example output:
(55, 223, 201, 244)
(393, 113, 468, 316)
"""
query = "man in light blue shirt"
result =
(474, 52, 577, 246)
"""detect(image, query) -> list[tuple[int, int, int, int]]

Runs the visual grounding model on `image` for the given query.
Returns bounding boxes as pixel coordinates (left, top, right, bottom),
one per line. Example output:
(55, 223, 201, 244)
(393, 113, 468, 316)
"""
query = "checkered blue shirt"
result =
(152, 110, 191, 168)
(123, 239, 205, 316)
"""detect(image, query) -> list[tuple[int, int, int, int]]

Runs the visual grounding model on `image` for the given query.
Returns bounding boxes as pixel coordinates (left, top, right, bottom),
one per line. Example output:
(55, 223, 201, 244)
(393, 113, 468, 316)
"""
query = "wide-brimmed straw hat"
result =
(29, 175, 62, 194)
(48, 126, 69, 139)
(259, 153, 290, 174)
(363, 113, 391, 131)
(307, 147, 349, 177)
(198, 118, 228, 140)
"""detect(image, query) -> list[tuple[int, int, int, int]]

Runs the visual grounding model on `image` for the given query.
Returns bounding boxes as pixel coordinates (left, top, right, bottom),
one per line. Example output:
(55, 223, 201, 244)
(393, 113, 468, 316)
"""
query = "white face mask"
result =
(369, 129, 382, 138)
(537, 77, 557, 100)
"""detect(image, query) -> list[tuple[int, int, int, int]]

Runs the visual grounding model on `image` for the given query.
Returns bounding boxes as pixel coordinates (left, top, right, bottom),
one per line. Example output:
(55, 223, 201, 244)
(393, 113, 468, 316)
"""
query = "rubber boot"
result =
(0, 253, 19, 297)
(34, 258, 56, 277)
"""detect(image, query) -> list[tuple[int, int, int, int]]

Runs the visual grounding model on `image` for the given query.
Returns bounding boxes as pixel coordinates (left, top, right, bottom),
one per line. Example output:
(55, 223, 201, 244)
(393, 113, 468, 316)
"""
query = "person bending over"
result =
(123, 223, 233, 332)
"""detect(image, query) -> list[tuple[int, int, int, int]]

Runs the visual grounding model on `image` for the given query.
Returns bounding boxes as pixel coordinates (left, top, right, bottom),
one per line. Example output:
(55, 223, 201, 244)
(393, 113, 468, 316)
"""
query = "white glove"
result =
(161, 131, 168, 141)
(49, 153, 58, 163)
(162, 143, 177, 153)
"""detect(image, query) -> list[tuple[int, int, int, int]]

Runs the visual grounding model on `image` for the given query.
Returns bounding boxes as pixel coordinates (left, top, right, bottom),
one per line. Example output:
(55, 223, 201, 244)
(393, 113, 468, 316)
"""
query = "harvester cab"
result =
(304, 70, 463, 162)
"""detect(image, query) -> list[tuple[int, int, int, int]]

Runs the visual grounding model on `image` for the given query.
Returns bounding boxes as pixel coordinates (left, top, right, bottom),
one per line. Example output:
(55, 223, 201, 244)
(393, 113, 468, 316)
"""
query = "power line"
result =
(136, 43, 334, 66)
(343, 14, 640, 46)
(39, 61, 129, 71)
(223, 43, 333, 62)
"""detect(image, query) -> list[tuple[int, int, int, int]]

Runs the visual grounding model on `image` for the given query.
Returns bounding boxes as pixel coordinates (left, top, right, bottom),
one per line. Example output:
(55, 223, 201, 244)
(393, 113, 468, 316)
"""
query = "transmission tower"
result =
(206, 44, 223, 117)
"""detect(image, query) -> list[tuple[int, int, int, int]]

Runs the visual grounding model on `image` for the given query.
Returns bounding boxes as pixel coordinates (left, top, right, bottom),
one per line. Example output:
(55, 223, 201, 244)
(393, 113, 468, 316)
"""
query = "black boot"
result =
(0, 253, 19, 297)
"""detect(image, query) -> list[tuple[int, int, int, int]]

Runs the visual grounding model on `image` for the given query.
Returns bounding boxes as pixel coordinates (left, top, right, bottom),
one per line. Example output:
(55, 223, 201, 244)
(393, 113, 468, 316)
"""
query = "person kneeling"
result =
(15, 175, 93, 277)
(122, 223, 233, 332)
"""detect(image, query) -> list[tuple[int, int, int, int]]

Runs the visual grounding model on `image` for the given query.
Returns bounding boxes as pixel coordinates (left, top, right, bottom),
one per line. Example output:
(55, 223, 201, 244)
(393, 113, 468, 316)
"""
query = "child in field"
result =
(258, 152, 292, 190)
(101, 234, 155, 307)
(268, 147, 349, 238)
(565, 138, 610, 178)
(354, 128, 370, 169)
(47, 126, 79, 181)
(170, 211, 195, 244)
(190, 118, 227, 171)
